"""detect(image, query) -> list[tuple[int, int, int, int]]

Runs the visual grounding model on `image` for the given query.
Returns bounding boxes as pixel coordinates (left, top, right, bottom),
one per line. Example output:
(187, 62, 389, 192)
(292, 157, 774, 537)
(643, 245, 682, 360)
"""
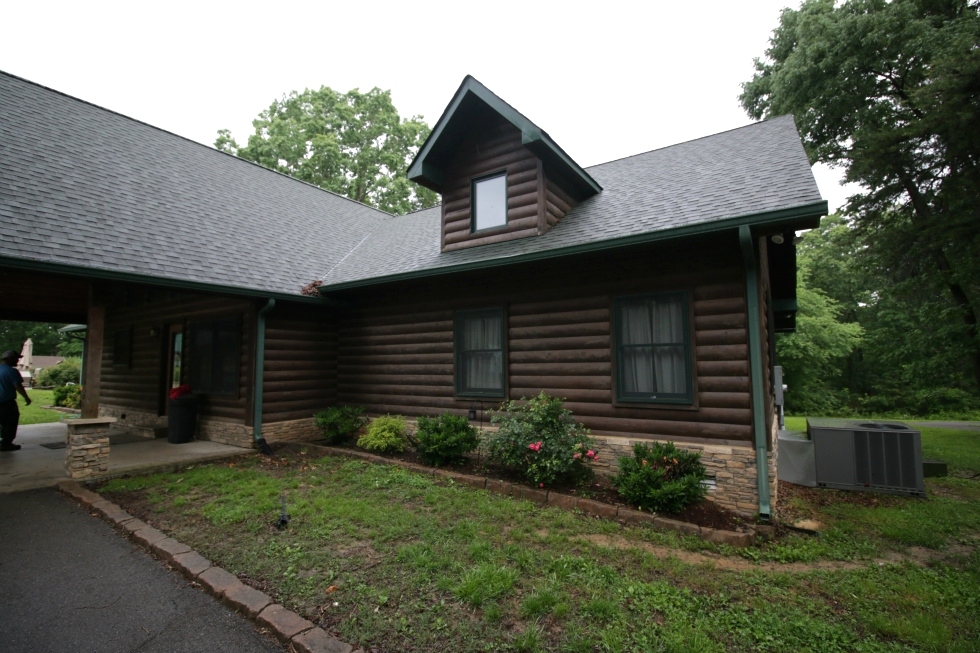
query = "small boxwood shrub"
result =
(357, 415, 408, 453)
(53, 384, 83, 409)
(313, 405, 368, 444)
(485, 392, 597, 487)
(613, 441, 707, 514)
(415, 413, 479, 466)
(35, 358, 81, 387)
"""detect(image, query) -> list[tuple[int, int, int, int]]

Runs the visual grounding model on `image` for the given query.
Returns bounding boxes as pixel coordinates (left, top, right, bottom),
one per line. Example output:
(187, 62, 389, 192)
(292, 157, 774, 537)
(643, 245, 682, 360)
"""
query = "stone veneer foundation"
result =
(98, 405, 319, 449)
(586, 434, 777, 517)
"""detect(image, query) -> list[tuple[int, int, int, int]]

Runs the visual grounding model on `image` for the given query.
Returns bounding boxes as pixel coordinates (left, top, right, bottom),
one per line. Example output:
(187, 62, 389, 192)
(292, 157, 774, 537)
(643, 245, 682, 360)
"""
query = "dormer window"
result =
(472, 172, 507, 232)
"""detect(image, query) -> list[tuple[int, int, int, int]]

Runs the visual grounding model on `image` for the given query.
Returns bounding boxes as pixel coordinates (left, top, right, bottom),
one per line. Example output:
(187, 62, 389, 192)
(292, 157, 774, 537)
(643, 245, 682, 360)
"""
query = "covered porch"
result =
(0, 421, 252, 493)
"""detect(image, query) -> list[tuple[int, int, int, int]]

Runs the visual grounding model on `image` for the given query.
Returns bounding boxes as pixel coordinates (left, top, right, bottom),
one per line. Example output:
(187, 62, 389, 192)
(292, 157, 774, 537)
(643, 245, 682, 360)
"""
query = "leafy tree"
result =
(741, 0, 980, 396)
(783, 215, 979, 416)
(216, 86, 438, 215)
(777, 264, 863, 414)
(0, 321, 71, 358)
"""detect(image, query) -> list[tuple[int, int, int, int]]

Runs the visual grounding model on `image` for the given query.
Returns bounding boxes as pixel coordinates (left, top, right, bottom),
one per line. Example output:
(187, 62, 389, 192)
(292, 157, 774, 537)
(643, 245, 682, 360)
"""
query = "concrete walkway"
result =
(0, 423, 253, 493)
(0, 488, 284, 653)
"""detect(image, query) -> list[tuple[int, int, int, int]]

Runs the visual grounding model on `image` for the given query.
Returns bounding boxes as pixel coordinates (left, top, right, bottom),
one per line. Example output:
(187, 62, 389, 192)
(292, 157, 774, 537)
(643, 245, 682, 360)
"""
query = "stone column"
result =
(64, 417, 115, 479)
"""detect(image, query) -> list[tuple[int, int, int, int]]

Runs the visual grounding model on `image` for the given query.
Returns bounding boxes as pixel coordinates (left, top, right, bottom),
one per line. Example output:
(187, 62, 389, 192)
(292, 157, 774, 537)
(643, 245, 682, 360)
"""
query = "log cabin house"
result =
(0, 72, 826, 517)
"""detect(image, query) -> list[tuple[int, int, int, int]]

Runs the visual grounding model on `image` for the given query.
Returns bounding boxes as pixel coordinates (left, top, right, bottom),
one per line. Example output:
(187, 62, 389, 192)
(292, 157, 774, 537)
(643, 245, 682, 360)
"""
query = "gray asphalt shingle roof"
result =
(0, 72, 387, 297)
(1, 72, 823, 297)
(318, 115, 823, 288)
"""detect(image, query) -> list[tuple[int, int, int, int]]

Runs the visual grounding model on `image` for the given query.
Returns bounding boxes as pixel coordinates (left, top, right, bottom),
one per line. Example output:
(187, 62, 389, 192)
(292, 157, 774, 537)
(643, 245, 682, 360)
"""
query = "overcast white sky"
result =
(1, 0, 858, 212)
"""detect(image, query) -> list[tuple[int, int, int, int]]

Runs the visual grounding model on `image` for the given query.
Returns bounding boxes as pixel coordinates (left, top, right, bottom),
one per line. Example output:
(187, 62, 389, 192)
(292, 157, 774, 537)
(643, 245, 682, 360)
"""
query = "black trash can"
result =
(167, 396, 198, 444)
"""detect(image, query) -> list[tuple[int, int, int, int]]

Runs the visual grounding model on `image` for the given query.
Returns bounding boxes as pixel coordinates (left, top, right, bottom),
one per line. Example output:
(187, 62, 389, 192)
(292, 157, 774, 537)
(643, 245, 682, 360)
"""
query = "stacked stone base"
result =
(588, 435, 776, 517)
(98, 405, 321, 449)
(65, 418, 115, 479)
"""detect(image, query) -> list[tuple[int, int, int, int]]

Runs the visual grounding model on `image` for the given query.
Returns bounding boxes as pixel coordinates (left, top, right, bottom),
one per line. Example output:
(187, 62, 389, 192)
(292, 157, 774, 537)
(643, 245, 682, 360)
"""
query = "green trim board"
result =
(0, 255, 328, 305)
(613, 292, 694, 405)
(320, 200, 827, 294)
(454, 307, 507, 398)
(407, 76, 601, 199)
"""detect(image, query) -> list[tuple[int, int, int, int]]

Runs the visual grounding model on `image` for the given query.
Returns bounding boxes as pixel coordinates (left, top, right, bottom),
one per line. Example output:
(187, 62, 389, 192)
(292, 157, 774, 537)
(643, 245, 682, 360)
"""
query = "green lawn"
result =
(20, 389, 64, 425)
(98, 434, 980, 652)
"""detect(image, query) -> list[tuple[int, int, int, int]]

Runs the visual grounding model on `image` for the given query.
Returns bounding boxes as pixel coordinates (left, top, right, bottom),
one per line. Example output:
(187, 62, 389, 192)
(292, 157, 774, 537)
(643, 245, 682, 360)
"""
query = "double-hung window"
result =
(471, 172, 507, 232)
(455, 308, 505, 397)
(614, 293, 692, 404)
(187, 316, 240, 396)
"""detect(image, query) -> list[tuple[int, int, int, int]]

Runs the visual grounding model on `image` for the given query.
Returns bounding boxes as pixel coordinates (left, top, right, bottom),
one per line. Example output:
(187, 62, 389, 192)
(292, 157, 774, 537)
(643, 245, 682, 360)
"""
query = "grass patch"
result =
(19, 389, 62, 424)
(97, 443, 980, 652)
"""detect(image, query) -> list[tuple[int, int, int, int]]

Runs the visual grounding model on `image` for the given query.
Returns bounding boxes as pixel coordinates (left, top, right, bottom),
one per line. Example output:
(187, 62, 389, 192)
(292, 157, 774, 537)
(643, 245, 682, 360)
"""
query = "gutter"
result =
(252, 299, 276, 455)
(739, 225, 771, 522)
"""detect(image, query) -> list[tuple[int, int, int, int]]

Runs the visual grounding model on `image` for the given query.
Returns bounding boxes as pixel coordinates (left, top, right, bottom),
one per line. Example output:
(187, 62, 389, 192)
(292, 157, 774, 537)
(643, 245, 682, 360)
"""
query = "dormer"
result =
(408, 76, 601, 252)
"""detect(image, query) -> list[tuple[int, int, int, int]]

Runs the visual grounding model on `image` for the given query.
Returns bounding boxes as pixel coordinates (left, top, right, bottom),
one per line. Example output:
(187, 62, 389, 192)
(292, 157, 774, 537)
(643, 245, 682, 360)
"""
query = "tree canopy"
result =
(216, 86, 438, 215)
(741, 0, 980, 396)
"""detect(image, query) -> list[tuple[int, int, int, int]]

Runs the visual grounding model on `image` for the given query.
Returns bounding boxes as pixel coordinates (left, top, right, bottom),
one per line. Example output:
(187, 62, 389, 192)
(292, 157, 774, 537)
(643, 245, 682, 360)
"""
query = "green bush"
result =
(485, 392, 597, 487)
(34, 357, 81, 387)
(415, 413, 479, 466)
(357, 415, 408, 453)
(53, 384, 83, 409)
(613, 441, 707, 514)
(313, 405, 369, 444)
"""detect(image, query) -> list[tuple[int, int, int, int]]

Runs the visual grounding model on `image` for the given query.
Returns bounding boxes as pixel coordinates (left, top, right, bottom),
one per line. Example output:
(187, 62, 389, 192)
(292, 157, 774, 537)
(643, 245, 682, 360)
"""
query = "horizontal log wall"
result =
(441, 114, 543, 252)
(262, 305, 337, 423)
(100, 286, 253, 424)
(336, 234, 755, 444)
(758, 236, 776, 444)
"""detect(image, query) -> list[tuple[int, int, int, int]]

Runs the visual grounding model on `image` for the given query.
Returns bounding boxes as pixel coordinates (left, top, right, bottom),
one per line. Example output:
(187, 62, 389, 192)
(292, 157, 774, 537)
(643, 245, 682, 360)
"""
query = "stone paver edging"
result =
(310, 444, 757, 547)
(57, 480, 360, 653)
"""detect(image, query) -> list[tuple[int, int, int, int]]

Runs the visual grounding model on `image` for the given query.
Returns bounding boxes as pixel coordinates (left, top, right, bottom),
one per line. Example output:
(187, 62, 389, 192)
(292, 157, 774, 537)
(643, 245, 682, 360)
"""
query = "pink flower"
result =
(539, 483, 545, 488)
(586, 450, 596, 459)
(528, 441, 542, 452)
(573, 452, 581, 459)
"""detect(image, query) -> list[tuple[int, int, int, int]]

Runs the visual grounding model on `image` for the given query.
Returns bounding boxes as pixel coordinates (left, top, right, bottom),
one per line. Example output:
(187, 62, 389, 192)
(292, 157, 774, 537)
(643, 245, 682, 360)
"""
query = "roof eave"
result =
(407, 76, 601, 197)
(0, 255, 329, 305)
(318, 200, 827, 294)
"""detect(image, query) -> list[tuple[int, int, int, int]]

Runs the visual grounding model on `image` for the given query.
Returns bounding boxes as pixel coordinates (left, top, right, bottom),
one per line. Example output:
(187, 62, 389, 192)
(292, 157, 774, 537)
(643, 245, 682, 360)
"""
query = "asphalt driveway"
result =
(0, 488, 283, 653)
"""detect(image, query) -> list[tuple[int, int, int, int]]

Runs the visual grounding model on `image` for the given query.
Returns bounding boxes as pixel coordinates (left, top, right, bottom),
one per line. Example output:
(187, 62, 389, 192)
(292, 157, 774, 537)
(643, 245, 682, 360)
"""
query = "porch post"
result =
(80, 287, 104, 419)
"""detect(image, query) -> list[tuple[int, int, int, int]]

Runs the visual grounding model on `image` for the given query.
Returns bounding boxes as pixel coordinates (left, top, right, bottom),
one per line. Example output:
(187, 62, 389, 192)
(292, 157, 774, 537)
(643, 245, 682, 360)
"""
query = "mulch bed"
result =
(294, 442, 746, 532)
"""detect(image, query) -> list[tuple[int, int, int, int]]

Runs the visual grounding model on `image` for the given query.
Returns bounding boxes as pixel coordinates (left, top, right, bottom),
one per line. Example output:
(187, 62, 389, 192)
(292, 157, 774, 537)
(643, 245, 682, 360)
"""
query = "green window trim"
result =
(471, 171, 508, 233)
(455, 307, 506, 398)
(613, 292, 693, 405)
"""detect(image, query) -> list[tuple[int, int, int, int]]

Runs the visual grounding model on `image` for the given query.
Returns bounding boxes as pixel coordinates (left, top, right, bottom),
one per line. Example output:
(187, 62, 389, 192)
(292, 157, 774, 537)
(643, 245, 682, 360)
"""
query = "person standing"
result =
(0, 349, 31, 451)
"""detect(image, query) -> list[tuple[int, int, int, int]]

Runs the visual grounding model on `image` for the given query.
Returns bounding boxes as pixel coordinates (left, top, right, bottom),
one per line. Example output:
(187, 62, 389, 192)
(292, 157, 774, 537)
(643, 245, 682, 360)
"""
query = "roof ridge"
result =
(583, 114, 797, 172)
(0, 69, 395, 219)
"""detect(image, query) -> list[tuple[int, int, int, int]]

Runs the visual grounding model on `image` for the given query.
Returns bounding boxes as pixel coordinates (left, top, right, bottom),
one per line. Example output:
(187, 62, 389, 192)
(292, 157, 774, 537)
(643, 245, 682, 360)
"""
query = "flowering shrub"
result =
(357, 415, 408, 453)
(415, 413, 480, 466)
(53, 384, 82, 409)
(485, 392, 597, 487)
(314, 405, 369, 444)
(612, 441, 707, 514)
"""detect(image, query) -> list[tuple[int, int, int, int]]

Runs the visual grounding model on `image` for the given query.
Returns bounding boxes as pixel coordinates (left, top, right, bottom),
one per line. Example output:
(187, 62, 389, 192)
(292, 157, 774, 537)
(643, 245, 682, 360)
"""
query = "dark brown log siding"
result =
(335, 234, 755, 444)
(263, 305, 338, 423)
(100, 287, 253, 423)
(441, 115, 543, 252)
(757, 236, 776, 444)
